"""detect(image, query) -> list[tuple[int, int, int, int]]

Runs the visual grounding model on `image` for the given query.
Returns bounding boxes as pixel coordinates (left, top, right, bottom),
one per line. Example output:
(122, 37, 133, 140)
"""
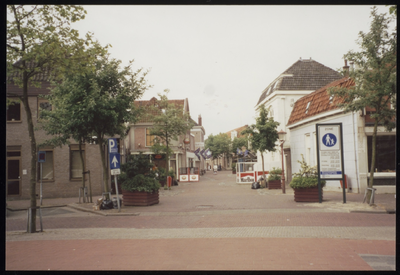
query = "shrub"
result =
(268, 167, 282, 181)
(119, 153, 160, 193)
(289, 154, 325, 189)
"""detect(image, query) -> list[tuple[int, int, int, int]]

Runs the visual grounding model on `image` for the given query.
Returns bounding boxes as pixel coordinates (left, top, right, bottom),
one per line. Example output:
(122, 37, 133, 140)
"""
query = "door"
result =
(7, 158, 21, 196)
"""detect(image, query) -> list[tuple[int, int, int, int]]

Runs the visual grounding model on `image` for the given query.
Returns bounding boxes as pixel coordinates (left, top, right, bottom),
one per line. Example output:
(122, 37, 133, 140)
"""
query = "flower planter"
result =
(268, 180, 281, 190)
(293, 186, 322, 202)
(122, 190, 159, 206)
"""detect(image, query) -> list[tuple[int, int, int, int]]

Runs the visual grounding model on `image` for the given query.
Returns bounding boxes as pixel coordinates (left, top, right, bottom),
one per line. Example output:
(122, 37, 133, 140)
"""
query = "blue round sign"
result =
(322, 133, 337, 147)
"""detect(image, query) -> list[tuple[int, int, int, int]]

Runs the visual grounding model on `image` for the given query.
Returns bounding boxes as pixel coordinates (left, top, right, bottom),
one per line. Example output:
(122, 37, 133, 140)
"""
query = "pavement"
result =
(5, 171, 397, 271)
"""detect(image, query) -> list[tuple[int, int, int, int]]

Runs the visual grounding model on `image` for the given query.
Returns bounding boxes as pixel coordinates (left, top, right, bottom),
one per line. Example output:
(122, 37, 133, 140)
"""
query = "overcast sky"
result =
(72, 5, 391, 139)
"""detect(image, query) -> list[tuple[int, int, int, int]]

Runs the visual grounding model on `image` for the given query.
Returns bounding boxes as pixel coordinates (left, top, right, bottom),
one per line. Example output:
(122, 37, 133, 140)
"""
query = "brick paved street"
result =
(6, 171, 396, 271)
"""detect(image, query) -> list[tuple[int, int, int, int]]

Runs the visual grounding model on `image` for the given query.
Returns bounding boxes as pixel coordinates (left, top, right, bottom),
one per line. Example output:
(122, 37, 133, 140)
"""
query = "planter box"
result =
(293, 186, 323, 202)
(268, 180, 281, 190)
(122, 190, 159, 206)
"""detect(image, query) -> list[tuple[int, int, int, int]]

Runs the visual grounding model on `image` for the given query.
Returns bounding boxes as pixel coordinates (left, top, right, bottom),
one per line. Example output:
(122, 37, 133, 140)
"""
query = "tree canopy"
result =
(205, 133, 231, 160)
(327, 6, 396, 199)
(7, 4, 104, 233)
(40, 54, 151, 196)
(147, 90, 194, 173)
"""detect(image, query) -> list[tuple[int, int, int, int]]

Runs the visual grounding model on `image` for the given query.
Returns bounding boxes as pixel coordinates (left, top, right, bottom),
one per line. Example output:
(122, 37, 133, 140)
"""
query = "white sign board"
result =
(317, 124, 343, 179)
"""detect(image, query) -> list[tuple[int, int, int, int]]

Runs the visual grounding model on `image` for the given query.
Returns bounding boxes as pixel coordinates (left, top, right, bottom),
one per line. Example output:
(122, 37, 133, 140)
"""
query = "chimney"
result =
(343, 60, 350, 76)
(349, 61, 354, 71)
(198, 114, 202, 126)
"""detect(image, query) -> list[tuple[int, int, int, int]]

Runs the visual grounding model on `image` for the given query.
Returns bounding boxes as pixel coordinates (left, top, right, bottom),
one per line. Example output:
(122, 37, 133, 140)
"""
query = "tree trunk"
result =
(367, 120, 379, 202)
(79, 140, 86, 201)
(98, 138, 110, 199)
(261, 152, 266, 186)
(22, 70, 37, 233)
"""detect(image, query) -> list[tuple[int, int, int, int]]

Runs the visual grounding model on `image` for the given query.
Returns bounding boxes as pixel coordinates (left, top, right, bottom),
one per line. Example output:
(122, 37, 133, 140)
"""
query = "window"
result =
(38, 98, 52, 118)
(305, 101, 311, 114)
(37, 148, 54, 180)
(70, 144, 85, 179)
(367, 135, 395, 172)
(146, 128, 156, 147)
(329, 94, 334, 104)
(7, 98, 21, 122)
(305, 134, 311, 165)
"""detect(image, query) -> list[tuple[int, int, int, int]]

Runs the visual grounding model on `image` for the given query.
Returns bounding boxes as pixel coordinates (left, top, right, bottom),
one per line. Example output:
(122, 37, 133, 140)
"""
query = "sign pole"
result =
(339, 124, 346, 203)
(114, 175, 121, 212)
(40, 162, 43, 206)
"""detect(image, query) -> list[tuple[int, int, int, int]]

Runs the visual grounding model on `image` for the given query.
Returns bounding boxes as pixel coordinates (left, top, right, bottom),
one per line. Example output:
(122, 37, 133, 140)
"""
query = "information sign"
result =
(317, 124, 343, 179)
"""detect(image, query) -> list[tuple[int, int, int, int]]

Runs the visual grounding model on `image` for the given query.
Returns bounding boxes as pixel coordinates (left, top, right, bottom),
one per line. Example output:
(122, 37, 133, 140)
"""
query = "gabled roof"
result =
(134, 97, 185, 123)
(256, 59, 342, 106)
(287, 77, 355, 126)
(226, 125, 249, 139)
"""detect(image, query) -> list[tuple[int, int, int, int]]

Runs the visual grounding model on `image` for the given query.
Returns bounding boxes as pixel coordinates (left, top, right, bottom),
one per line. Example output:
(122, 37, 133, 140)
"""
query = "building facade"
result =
(6, 76, 106, 199)
(287, 77, 396, 194)
(254, 58, 343, 185)
(125, 97, 203, 179)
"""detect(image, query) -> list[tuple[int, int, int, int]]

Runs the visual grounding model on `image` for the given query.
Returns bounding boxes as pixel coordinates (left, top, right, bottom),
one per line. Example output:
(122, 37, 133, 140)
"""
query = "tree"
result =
(241, 104, 280, 182)
(7, 5, 103, 233)
(328, 7, 396, 202)
(205, 133, 231, 165)
(148, 90, 194, 175)
(231, 136, 249, 155)
(39, 54, 151, 199)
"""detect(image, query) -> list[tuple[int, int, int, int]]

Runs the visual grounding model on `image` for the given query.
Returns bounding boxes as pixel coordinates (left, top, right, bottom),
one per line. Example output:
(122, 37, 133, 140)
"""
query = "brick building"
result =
(6, 72, 107, 200)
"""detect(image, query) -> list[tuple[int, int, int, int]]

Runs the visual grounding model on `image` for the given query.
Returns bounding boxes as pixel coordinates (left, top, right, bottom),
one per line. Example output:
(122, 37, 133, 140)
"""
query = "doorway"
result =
(7, 147, 21, 196)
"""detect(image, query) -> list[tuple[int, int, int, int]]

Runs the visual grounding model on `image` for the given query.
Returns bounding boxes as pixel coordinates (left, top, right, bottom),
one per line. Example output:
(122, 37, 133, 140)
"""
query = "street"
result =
(6, 171, 396, 271)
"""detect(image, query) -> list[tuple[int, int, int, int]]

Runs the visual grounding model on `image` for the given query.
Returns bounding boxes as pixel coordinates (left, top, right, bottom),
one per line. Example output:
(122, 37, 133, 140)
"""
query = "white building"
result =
(287, 77, 396, 194)
(254, 58, 342, 184)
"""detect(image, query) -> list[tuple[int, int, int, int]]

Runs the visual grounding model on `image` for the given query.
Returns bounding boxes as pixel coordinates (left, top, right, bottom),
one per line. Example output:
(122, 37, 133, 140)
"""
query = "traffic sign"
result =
(38, 151, 46, 163)
(109, 153, 120, 170)
(108, 138, 118, 154)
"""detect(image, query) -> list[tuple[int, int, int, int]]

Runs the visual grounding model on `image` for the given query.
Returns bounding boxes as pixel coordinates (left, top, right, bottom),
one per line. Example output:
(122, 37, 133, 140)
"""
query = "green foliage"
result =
(119, 153, 160, 193)
(289, 155, 325, 189)
(7, 5, 105, 232)
(241, 105, 280, 154)
(268, 167, 282, 181)
(156, 167, 167, 182)
(39, 54, 151, 194)
(327, 6, 396, 192)
(289, 177, 325, 189)
(168, 169, 176, 179)
(205, 133, 231, 160)
(231, 136, 248, 155)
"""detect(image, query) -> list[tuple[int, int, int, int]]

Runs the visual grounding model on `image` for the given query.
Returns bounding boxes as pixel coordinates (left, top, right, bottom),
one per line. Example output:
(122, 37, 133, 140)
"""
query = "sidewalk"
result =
(6, 184, 396, 215)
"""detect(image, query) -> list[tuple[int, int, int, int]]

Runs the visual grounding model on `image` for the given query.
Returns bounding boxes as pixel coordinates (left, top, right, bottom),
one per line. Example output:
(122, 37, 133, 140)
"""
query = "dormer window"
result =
(305, 101, 311, 114)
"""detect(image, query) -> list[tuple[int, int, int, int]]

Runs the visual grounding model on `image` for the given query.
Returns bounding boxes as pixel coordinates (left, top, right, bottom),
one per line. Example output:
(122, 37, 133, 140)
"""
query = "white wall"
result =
(289, 113, 361, 193)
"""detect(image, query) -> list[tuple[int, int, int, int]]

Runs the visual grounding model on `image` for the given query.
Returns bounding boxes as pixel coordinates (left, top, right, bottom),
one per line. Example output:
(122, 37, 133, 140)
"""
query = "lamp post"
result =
(278, 130, 287, 194)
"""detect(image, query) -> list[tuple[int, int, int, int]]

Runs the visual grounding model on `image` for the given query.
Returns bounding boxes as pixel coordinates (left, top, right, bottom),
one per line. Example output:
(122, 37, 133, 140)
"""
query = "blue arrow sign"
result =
(109, 153, 120, 170)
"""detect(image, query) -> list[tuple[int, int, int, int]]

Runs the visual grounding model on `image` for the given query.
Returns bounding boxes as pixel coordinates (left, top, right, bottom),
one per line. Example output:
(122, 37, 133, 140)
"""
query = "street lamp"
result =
(278, 129, 287, 194)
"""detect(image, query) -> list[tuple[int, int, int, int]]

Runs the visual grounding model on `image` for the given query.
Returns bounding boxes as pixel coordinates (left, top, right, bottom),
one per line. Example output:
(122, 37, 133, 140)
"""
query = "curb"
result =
(68, 203, 140, 216)
(6, 205, 68, 211)
(349, 210, 392, 214)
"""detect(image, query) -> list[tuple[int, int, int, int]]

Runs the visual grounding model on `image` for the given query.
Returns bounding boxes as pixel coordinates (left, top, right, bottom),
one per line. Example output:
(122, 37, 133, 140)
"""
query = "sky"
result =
(71, 5, 392, 139)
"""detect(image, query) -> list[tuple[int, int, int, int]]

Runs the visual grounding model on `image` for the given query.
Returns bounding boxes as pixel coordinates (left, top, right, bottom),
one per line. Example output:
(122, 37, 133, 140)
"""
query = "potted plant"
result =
(231, 162, 236, 174)
(168, 169, 177, 187)
(157, 167, 167, 188)
(289, 155, 326, 202)
(268, 167, 282, 189)
(119, 153, 161, 206)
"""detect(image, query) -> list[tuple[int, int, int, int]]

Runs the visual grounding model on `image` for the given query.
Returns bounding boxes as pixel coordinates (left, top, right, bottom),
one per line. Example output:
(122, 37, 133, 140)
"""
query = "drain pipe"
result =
(352, 111, 360, 193)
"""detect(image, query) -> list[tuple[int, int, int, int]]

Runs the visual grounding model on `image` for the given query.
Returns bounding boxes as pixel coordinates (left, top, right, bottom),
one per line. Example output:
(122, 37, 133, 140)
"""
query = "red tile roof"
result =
(134, 97, 185, 123)
(225, 125, 249, 139)
(287, 77, 355, 126)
